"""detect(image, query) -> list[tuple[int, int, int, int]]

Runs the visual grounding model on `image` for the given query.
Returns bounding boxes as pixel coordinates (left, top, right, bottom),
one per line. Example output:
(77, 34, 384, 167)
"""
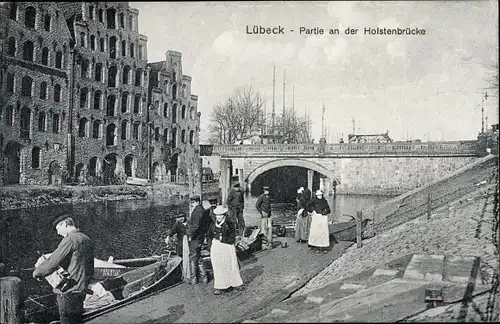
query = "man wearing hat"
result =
(186, 195, 209, 284)
(33, 213, 94, 324)
(165, 212, 191, 283)
(203, 198, 219, 251)
(227, 183, 245, 236)
(255, 186, 273, 248)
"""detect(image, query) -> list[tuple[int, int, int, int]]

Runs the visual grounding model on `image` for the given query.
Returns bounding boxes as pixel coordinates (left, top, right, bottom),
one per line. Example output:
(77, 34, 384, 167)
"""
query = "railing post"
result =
(356, 211, 363, 248)
(0, 277, 23, 324)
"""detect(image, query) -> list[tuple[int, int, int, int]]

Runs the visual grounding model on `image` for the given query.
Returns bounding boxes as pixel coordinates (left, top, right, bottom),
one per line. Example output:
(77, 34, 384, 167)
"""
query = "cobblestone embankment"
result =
(296, 156, 499, 309)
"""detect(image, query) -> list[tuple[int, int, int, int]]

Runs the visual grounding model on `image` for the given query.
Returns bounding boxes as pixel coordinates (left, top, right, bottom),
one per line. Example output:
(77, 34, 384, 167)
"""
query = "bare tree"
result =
(208, 86, 265, 144)
(273, 109, 313, 143)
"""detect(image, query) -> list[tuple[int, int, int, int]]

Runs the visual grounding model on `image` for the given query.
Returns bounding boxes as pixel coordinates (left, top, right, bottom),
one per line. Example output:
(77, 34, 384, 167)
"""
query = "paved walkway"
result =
(88, 239, 352, 323)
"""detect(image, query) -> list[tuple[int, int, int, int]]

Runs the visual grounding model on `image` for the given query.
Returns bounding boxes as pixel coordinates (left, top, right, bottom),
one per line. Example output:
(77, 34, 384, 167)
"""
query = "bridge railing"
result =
(212, 140, 478, 156)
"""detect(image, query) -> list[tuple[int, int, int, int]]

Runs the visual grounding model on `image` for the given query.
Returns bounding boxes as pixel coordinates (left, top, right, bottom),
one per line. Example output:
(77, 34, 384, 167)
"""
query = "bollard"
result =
(427, 191, 432, 220)
(0, 276, 24, 324)
(356, 211, 363, 248)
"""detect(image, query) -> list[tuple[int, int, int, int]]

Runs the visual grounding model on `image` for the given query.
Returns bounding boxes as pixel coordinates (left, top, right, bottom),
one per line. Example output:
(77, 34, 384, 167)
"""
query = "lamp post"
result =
(147, 105, 153, 182)
(481, 90, 488, 134)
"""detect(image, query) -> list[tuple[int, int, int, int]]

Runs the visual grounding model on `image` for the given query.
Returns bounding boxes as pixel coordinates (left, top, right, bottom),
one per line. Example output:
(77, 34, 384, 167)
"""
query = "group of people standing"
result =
(165, 195, 244, 295)
(295, 187, 332, 253)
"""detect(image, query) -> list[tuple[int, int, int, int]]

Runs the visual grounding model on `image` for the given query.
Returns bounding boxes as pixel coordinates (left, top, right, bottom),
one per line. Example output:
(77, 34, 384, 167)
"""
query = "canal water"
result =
(0, 193, 390, 306)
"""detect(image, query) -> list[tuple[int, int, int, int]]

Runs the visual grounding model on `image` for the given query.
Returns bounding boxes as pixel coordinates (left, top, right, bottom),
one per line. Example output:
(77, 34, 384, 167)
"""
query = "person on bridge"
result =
(33, 213, 94, 324)
(164, 212, 191, 283)
(187, 195, 209, 285)
(207, 205, 244, 295)
(255, 186, 273, 248)
(307, 190, 331, 253)
(295, 187, 311, 243)
(227, 183, 245, 236)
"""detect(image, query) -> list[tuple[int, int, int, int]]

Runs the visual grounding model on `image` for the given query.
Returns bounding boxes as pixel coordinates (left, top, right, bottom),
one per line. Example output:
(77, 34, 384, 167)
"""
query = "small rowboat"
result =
(25, 254, 183, 323)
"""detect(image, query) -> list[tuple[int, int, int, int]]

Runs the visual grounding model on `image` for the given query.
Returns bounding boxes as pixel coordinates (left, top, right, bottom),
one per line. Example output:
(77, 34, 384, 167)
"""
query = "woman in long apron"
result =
(165, 213, 191, 283)
(207, 206, 244, 295)
(307, 190, 331, 253)
(295, 187, 311, 242)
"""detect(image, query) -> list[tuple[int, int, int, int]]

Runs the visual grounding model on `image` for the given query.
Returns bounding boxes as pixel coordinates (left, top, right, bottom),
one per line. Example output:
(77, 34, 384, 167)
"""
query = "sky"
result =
(131, 1, 499, 143)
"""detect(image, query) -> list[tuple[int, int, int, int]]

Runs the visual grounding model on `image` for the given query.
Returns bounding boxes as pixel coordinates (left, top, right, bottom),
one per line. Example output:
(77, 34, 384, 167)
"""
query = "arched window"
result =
(39, 81, 47, 99)
(163, 103, 168, 117)
(23, 41, 34, 61)
(119, 13, 124, 28)
(121, 120, 128, 139)
(172, 84, 177, 100)
(98, 9, 103, 22)
(122, 66, 130, 84)
(106, 124, 117, 146)
(41, 47, 49, 65)
(92, 120, 102, 138)
(99, 38, 105, 52)
(38, 112, 46, 131)
(171, 104, 177, 123)
(6, 73, 15, 93)
(93, 91, 102, 110)
(52, 113, 60, 133)
(108, 65, 117, 87)
(5, 106, 14, 126)
(7, 37, 16, 56)
(189, 130, 194, 145)
(80, 88, 88, 109)
(78, 118, 89, 137)
(190, 107, 195, 119)
(25, 6, 36, 29)
(90, 35, 96, 50)
(133, 95, 141, 114)
(20, 107, 31, 138)
(44, 14, 51, 31)
(89, 6, 94, 20)
(128, 15, 133, 30)
(81, 60, 89, 78)
(21, 75, 33, 97)
(31, 147, 41, 168)
(129, 43, 134, 58)
(55, 51, 62, 68)
(54, 84, 61, 102)
(106, 95, 116, 116)
(181, 105, 186, 119)
(121, 40, 126, 57)
(154, 127, 160, 142)
(181, 129, 186, 144)
(95, 63, 102, 82)
(106, 8, 116, 29)
(109, 36, 117, 58)
(121, 92, 129, 113)
(9, 3, 17, 21)
(133, 121, 141, 140)
(138, 44, 143, 60)
(135, 69, 142, 86)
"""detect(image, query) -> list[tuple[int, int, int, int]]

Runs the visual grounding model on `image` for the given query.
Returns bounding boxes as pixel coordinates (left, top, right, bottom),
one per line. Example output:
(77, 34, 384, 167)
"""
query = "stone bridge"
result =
(212, 140, 481, 205)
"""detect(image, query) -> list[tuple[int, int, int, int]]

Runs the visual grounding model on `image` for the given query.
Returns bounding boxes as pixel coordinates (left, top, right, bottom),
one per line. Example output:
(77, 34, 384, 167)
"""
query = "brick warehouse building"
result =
(0, 2, 201, 186)
(148, 50, 200, 183)
(0, 2, 73, 185)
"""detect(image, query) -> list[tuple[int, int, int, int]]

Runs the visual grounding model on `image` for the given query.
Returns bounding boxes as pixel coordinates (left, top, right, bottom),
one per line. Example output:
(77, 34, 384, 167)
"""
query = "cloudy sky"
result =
(131, 1, 498, 143)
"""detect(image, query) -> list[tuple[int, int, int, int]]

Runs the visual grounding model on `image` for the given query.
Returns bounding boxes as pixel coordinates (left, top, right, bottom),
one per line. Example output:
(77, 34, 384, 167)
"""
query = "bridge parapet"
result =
(213, 140, 478, 158)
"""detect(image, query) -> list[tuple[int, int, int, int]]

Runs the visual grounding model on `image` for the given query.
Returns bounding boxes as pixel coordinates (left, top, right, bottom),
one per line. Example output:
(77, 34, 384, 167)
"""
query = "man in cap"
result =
(33, 213, 94, 324)
(165, 212, 191, 283)
(203, 198, 219, 251)
(227, 183, 245, 236)
(255, 186, 273, 248)
(186, 195, 209, 284)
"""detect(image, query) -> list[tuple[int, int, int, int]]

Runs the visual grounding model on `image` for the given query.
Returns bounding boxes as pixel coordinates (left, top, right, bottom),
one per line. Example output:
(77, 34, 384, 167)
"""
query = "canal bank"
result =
(0, 182, 220, 211)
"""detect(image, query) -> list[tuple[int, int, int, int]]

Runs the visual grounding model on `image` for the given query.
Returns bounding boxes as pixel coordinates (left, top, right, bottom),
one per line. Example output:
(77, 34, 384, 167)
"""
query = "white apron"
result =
(308, 211, 330, 247)
(182, 235, 191, 280)
(210, 239, 243, 290)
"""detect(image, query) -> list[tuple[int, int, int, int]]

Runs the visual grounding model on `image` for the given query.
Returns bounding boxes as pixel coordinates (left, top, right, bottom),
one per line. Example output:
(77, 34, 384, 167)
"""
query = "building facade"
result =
(147, 50, 200, 183)
(0, 2, 200, 186)
(0, 2, 73, 185)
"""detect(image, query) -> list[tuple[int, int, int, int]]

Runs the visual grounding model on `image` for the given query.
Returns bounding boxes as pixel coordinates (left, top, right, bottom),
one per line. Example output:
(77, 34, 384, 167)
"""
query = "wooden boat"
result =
(83, 255, 182, 321)
(24, 254, 183, 323)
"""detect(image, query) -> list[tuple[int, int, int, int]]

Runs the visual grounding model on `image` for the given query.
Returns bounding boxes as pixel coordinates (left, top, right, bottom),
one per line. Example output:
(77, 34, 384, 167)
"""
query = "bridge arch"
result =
(245, 158, 340, 185)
